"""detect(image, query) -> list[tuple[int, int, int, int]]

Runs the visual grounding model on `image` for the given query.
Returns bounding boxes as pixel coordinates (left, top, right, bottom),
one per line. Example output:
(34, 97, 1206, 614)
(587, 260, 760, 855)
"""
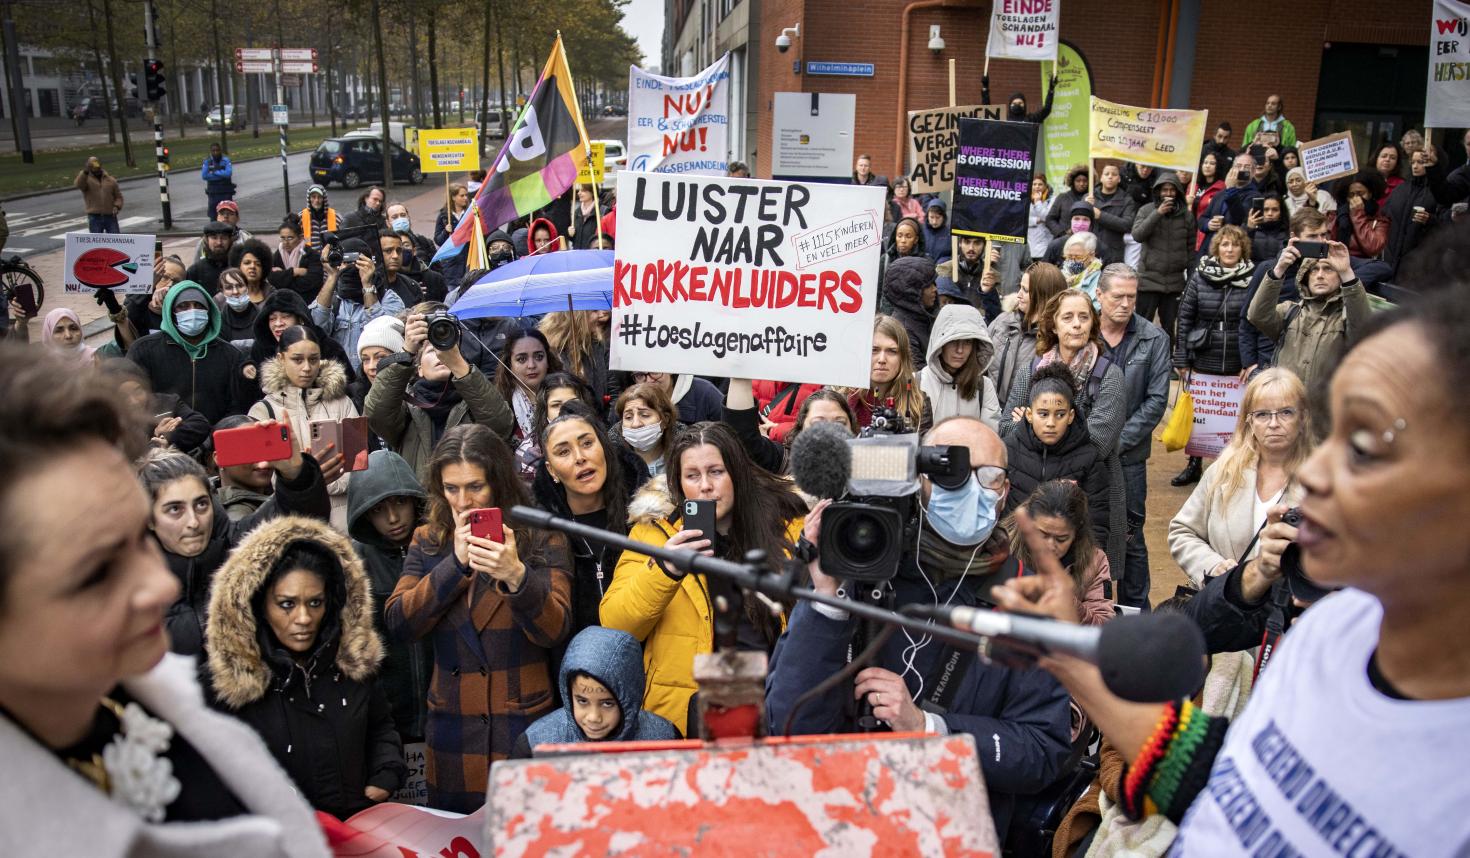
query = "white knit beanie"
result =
(358, 315, 405, 357)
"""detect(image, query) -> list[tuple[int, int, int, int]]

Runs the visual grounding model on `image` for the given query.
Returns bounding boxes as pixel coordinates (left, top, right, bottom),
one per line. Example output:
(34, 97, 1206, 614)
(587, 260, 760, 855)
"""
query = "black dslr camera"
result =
(424, 311, 461, 351)
(1279, 508, 1335, 603)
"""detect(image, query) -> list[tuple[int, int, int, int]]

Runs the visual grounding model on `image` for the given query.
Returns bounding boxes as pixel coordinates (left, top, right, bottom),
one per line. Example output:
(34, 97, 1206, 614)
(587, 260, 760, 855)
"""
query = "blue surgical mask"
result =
(175, 308, 209, 336)
(925, 474, 1003, 546)
(391, 217, 411, 233)
(1064, 260, 1086, 276)
(225, 294, 251, 311)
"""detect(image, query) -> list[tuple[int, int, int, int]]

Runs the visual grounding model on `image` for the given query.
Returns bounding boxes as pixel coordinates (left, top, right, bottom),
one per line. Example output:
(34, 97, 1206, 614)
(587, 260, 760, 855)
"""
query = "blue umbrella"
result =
(451, 249, 614, 319)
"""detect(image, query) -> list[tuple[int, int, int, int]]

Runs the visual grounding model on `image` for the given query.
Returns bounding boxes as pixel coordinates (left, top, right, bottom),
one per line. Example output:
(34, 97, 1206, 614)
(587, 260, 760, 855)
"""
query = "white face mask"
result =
(225, 294, 252, 311)
(623, 423, 663, 451)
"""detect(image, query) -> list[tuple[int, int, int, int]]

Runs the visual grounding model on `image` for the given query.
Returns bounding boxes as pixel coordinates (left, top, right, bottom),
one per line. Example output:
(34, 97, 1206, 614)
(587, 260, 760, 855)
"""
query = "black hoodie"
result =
(882, 255, 938, 366)
(249, 289, 356, 381)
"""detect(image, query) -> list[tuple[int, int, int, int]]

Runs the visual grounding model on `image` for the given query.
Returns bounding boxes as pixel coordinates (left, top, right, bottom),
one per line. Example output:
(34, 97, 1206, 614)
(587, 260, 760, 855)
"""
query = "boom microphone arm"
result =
(508, 505, 987, 651)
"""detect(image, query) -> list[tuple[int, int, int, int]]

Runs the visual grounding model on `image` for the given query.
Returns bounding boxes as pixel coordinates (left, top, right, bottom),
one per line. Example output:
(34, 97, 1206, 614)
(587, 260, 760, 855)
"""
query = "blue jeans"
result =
(88, 213, 120, 234)
(1121, 461, 1151, 610)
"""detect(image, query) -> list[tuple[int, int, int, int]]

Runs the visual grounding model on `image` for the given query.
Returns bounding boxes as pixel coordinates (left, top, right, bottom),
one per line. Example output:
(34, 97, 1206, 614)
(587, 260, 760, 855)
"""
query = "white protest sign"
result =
(628, 54, 730, 176)
(1427, 0, 1470, 127)
(772, 92, 856, 181)
(1298, 131, 1358, 184)
(611, 172, 883, 387)
(62, 232, 154, 294)
(986, 0, 1061, 61)
(1185, 373, 1246, 459)
(391, 742, 428, 806)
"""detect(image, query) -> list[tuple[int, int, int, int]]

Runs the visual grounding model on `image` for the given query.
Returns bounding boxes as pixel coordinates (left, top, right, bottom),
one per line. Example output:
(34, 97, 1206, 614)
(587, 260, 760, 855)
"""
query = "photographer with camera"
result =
(363, 311, 512, 482)
(1247, 238, 1369, 422)
(311, 237, 406, 372)
(765, 415, 1072, 841)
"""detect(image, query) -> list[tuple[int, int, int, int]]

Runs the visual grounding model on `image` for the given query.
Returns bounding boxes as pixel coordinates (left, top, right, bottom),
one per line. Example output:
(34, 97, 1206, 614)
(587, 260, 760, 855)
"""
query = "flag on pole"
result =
(467, 203, 488, 271)
(433, 34, 591, 264)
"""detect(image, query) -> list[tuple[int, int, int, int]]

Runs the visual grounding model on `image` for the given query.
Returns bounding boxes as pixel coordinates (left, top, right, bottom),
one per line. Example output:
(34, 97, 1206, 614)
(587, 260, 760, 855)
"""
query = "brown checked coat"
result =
(384, 523, 572, 813)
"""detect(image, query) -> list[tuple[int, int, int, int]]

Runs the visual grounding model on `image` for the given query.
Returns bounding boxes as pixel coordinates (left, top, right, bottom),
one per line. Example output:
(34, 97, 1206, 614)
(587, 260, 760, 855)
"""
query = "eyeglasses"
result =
(972, 465, 1008, 491)
(632, 372, 666, 382)
(1249, 407, 1299, 425)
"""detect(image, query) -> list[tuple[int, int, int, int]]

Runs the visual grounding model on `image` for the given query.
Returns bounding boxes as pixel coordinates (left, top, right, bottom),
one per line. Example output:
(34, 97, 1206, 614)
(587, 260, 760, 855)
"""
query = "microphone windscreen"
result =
(789, 420, 853, 500)
(1096, 613, 1207, 703)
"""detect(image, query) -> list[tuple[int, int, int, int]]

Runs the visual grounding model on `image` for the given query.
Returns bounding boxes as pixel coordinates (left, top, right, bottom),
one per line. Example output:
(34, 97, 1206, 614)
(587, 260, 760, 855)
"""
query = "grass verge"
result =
(0, 124, 366, 197)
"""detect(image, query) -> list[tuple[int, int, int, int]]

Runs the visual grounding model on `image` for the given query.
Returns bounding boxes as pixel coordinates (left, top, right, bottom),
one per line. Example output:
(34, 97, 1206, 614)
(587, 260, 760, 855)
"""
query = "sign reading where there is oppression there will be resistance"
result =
(951, 118, 1040, 244)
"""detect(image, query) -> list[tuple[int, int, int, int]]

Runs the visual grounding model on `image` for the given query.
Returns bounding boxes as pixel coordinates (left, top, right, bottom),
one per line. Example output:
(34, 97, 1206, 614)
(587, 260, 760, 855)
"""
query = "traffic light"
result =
(160, 145, 170, 170)
(145, 60, 167, 102)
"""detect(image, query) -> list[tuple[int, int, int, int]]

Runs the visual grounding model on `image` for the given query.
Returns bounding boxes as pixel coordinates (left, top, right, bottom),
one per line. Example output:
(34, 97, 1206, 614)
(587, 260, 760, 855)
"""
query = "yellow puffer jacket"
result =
(599, 475, 802, 736)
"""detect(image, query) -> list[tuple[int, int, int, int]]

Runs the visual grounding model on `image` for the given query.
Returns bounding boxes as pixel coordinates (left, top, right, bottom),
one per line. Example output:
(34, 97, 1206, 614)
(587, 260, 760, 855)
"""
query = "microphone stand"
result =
(508, 506, 986, 652)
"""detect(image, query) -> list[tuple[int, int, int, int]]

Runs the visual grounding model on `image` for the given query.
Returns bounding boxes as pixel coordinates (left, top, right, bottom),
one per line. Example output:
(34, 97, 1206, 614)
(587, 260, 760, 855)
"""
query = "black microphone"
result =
(914, 606, 1207, 703)
(789, 420, 852, 500)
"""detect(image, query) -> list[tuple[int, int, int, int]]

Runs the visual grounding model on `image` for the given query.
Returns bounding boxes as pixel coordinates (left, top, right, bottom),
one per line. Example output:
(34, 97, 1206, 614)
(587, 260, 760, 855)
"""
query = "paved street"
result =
(3, 116, 626, 258)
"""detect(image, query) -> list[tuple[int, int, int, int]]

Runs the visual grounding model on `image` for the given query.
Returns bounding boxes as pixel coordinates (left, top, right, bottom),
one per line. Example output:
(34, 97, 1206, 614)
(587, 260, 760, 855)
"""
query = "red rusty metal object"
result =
(487, 733, 998, 856)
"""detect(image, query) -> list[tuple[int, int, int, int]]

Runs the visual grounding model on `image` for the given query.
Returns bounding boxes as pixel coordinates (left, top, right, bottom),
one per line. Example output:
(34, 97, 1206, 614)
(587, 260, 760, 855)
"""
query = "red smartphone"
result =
(468, 508, 504, 543)
(213, 422, 292, 468)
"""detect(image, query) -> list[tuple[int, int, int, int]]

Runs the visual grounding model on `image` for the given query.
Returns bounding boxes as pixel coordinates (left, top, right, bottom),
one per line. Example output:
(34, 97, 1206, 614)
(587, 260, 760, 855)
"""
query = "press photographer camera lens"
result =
(424, 311, 460, 351)
(321, 231, 343, 266)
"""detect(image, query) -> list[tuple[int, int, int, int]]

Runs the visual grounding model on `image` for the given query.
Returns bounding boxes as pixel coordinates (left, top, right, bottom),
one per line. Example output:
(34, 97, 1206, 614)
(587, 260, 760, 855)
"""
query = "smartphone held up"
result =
(213, 421, 293, 468)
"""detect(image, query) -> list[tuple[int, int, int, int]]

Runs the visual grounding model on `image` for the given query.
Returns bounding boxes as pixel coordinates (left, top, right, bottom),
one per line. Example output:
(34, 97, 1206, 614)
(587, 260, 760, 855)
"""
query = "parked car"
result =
(601, 104, 627, 117)
(593, 139, 627, 189)
(309, 137, 423, 188)
(205, 105, 246, 131)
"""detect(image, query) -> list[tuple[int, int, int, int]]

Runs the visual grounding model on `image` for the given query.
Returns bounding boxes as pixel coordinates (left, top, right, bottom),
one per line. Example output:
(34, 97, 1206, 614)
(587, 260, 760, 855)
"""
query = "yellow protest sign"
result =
(417, 128, 479, 173)
(1087, 97, 1208, 173)
(577, 142, 606, 184)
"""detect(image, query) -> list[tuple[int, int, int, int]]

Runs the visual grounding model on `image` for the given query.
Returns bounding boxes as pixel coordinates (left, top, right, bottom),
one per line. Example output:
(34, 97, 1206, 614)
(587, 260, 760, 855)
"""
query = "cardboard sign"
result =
(986, 0, 1061, 62)
(416, 128, 479, 173)
(628, 54, 730, 176)
(611, 172, 883, 387)
(1185, 373, 1246, 459)
(906, 105, 1004, 194)
(1298, 131, 1358, 184)
(576, 141, 606, 184)
(62, 232, 154, 294)
(951, 118, 1039, 244)
(1427, 0, 1470, 127)
(771, 92, 856, 181)
(1088, 96, 1209, 173)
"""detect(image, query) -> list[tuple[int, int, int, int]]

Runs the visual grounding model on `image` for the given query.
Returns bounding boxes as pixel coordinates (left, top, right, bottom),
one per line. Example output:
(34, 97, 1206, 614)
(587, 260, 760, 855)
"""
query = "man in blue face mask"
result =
(125, 280, 252, 423)
(766, 416, 1073, 843)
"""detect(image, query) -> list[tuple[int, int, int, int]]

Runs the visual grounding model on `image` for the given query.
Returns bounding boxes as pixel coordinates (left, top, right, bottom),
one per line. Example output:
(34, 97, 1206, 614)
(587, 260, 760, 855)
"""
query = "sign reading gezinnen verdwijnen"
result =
(611, 172, 884, 387)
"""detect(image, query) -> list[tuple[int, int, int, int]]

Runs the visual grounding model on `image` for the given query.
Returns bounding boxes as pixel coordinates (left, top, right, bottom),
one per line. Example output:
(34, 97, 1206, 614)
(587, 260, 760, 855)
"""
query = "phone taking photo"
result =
(213, 422, 292, 468)
(682, 499, 717, 542)
(468, 508, 504, 543)
(1295, 240, 1329, 258)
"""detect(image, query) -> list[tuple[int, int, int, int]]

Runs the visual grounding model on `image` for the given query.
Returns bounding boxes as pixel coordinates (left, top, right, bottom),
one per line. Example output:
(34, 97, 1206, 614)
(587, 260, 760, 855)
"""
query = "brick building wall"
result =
(754, 0, 1431, 180)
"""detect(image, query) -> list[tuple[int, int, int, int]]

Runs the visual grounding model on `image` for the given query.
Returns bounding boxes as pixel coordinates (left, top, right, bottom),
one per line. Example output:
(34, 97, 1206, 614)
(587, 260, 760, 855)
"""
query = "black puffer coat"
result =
(1381, 175, 1437, 273)
(1132, 171, 1195, 295)
(1003, 417, 1110, 549)
(162, 456, 332, 656)
(1173, 258, 1256, 375)
(203, 516, 405, 820)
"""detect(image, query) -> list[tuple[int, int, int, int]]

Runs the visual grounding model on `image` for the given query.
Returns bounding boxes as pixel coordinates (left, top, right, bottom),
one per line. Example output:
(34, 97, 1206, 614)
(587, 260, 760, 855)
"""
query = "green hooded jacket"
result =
(159, 279, 224, 360)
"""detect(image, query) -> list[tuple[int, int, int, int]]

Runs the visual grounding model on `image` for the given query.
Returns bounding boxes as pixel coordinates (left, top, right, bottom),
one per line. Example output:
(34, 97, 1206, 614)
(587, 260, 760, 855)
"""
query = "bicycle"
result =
(1, 255, 45, 319)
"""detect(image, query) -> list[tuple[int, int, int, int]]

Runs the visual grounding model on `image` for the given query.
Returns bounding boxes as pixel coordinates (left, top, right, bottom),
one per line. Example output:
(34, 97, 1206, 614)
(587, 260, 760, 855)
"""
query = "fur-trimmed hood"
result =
(205, 515, 383, 709)
(626, 473, 674, 528)
(259, 353, 349, 401)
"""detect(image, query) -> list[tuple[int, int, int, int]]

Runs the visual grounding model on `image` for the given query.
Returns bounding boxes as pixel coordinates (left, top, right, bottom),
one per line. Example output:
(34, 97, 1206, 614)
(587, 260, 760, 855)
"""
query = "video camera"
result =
(795, 419, 970, 583)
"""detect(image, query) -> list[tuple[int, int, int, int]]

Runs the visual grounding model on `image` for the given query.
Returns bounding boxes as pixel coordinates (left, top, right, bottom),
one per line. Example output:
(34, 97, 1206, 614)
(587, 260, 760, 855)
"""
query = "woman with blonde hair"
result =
(848, 314, 932, 434)
(1168, 367, 1311, 588)
(539, 309, 610, 404)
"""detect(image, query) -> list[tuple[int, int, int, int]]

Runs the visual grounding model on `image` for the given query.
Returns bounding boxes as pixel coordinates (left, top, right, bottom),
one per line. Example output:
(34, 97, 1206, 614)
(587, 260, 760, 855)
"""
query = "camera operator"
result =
(363, 311, 512, 481)
(991, 261, 1470, 852)
(311, 237, 406, 372)
(765, 415, 1072, 841)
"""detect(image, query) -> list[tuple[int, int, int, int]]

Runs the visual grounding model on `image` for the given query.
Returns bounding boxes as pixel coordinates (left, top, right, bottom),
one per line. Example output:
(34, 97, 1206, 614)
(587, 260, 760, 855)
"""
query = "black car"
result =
(309, 137, 423, 189)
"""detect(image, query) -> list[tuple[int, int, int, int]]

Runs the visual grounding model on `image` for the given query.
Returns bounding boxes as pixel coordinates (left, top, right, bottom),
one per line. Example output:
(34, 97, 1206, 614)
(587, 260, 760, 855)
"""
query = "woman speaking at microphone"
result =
(992, 275, 1470, 853)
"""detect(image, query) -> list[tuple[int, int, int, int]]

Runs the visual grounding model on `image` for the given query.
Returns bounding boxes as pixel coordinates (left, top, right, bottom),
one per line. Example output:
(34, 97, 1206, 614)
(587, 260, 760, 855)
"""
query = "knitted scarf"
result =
(1037, 341, 1100, 384)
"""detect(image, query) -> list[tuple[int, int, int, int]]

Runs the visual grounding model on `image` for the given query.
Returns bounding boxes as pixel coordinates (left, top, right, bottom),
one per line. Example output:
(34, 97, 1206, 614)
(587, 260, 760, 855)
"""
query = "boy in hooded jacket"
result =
(511, 626, 680, 757)
(348, 450, 434, 743)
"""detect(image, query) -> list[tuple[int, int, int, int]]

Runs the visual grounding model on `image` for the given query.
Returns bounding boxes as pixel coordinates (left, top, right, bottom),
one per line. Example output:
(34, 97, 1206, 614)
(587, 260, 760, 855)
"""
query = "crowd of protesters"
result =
(2, 89, 1468, 857)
